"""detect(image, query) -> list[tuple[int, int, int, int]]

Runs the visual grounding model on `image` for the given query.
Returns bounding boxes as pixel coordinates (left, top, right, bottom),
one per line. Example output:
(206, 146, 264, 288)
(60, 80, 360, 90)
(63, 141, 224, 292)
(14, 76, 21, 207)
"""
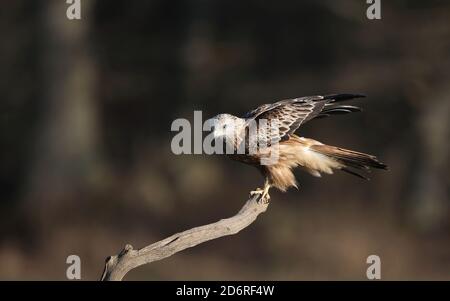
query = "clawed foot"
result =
(250, 187, 271, 204)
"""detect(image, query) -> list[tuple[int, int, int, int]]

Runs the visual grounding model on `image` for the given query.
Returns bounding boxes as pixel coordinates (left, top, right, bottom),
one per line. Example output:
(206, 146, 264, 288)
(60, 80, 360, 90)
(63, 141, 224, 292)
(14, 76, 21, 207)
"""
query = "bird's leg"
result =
(250, 178, 271, 204)
(261, 180, 271, 204)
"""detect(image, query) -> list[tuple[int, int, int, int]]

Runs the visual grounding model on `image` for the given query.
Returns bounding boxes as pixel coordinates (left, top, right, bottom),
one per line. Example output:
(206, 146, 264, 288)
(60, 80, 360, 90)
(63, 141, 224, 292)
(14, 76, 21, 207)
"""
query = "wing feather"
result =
(242, 94, 365, 144)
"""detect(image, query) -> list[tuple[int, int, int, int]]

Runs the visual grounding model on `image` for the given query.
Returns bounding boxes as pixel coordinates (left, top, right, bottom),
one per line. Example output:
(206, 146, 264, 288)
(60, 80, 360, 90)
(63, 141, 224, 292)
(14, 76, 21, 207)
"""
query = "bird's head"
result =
(209, 113, 244, 139)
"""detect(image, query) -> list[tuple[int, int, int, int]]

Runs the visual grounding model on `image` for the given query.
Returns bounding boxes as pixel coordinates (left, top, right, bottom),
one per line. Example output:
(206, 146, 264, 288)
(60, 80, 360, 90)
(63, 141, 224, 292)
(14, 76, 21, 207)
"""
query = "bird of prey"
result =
(211, 94, 387, 203)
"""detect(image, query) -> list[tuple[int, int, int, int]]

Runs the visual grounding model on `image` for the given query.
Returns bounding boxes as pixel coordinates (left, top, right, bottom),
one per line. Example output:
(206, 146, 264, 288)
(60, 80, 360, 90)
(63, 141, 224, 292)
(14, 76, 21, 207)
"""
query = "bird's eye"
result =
(223, 124, 227, 129)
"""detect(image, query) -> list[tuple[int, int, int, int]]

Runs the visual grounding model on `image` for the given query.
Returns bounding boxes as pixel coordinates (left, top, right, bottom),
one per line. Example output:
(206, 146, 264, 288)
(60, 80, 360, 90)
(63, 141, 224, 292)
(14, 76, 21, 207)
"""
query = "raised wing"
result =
(242, 94, 365, 144)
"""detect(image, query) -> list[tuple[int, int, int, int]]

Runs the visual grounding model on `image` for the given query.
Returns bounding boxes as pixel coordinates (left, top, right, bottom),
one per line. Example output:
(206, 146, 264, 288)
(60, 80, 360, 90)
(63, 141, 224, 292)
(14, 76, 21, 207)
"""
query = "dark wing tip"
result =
(341, 167, 370, 180)
(322, 105, 363, 114)
(368, 160, 388, 171)
(378, 162, 389, 170)
(323, 93, 367, 102)
(338, 105, 363, 112)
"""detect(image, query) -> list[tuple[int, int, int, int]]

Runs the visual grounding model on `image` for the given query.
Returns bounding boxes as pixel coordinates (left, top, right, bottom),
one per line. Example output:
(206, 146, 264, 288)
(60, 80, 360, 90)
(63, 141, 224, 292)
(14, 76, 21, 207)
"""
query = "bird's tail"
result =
(309, 144, 388, 180)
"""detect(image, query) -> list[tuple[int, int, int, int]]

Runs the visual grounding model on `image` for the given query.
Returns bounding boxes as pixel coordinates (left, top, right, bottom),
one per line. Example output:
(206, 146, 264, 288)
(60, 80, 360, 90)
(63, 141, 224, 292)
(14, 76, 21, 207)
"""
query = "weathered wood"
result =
(100, 193, 269, 281)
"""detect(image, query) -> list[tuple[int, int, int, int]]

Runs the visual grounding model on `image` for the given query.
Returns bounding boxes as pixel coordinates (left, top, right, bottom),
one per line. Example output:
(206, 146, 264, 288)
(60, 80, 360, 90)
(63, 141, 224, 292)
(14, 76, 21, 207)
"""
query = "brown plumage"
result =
(259, 135, 387, 192)
(212, 93, 387, 202)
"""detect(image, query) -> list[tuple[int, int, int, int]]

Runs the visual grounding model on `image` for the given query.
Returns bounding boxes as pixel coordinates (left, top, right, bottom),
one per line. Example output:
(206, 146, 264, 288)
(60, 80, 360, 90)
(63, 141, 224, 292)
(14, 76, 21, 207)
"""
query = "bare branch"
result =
(100, 193, 269, 281)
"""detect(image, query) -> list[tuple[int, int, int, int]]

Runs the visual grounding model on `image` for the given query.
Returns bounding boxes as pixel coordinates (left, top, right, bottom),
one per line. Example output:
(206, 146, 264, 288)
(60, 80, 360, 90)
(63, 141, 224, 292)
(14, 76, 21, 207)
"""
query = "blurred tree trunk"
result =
(27, 1, 99, 214)
(409, 88, 450, 231)
(406, 9, 450, 231)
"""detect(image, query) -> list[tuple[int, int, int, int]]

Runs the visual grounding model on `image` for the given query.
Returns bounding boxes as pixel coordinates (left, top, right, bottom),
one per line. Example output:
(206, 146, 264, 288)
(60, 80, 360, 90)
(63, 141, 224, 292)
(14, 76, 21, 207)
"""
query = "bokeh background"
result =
(1, 0, 449, 280)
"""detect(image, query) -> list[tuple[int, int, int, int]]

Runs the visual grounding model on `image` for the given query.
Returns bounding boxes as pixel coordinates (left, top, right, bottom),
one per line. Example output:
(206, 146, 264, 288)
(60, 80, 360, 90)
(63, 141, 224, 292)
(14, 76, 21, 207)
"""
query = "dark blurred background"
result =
(1, 0, 449, 280)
